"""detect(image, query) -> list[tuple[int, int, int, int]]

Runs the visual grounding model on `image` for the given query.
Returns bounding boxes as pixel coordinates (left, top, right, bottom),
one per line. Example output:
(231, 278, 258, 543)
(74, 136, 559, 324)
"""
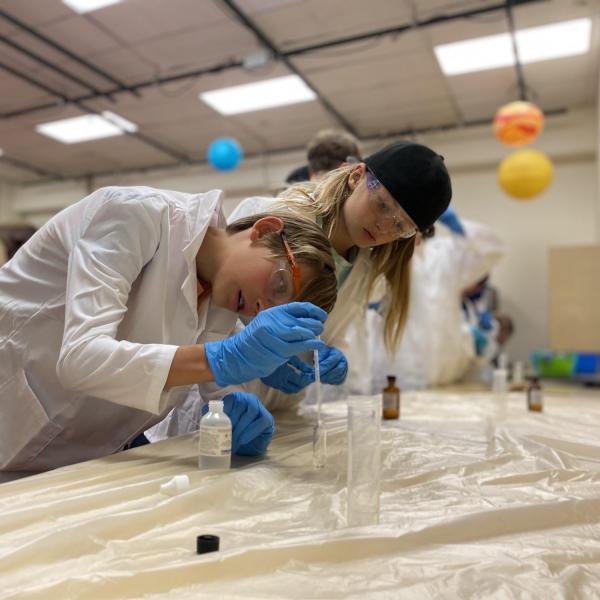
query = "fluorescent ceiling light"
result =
(435, 18, 592, 76)
(36, 111, 137, 144)
(435, 33, 514, 75)
(200, 75, 317, 115)
(516, 18, 591, 63)
(62, 0, 122, 14)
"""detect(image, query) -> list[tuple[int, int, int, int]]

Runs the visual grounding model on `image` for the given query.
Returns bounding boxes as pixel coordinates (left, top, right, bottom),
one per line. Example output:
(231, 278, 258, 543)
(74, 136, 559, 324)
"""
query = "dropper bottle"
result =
(198, 400, 232, 470)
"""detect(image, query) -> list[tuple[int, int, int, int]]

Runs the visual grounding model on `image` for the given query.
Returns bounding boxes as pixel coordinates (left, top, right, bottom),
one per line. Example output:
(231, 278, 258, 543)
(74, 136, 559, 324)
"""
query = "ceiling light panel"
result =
(36, 112, 137, 144)
(62, 0, 123, 14)
(200, 75, 317, 115)
(435, 18, 592, 76)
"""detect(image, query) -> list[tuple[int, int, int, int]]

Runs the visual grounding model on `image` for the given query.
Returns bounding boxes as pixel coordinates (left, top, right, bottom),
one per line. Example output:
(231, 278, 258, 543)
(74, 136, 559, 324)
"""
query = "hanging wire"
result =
(505, 0, 529, 101)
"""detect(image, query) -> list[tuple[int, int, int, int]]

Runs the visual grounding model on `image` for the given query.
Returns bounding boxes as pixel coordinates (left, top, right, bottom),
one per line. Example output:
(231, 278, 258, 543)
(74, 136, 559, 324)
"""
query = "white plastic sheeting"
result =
(2, 387, 600, 598)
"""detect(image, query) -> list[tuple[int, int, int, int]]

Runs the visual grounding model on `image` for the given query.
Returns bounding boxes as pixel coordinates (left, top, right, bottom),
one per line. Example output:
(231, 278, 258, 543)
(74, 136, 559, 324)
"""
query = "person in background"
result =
(361, 205, 505, 392)
(0, 225, 37, 266)
(462, 276, 514, 368)
(0, 185, 337, 473)
(284, 128, 362, 185)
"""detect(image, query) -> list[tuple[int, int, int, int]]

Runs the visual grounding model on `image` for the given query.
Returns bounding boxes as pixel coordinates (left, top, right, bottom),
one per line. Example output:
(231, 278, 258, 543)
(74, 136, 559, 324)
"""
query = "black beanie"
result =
(364, 141, 452, 231)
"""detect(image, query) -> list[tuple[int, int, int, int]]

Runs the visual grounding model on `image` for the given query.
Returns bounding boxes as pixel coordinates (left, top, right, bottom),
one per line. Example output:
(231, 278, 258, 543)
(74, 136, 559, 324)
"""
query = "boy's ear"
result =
(249, 216, 285, 242)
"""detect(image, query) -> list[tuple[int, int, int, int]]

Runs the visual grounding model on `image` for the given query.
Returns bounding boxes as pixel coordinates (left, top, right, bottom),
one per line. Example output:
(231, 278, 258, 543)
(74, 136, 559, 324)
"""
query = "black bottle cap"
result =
(196, 534, 220, 555)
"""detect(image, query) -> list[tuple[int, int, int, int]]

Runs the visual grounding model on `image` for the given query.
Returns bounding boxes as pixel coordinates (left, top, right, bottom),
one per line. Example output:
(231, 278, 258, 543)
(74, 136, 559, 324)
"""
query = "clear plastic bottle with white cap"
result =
(198, 400, 232, 470)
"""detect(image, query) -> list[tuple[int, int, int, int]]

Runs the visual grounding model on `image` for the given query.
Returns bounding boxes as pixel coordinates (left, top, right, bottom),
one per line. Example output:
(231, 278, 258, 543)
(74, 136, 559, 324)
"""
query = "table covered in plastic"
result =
(2, 386, 600, 599)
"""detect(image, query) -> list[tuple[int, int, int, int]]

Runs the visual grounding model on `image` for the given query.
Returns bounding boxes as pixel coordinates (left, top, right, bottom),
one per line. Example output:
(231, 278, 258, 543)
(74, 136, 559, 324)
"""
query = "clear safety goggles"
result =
(265, 232, 302, 305)
(366, 170, 418, 239)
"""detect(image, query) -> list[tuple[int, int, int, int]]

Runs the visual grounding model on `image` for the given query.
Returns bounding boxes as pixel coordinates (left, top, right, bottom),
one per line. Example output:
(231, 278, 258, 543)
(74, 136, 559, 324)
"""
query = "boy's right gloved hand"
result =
(205, 302, 327, 387)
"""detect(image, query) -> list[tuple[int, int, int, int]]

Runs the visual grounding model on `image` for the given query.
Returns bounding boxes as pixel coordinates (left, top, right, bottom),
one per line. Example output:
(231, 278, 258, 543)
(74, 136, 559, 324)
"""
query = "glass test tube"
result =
(312, 347, 326, 469)
(346, 396, 382, 527)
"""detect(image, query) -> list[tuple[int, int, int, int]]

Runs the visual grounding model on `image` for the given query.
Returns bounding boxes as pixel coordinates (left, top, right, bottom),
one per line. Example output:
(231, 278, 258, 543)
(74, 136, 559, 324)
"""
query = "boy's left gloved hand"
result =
(203, 391, 274, 456)
(319, 346, 348, 385)
(261, 356, 315, 394)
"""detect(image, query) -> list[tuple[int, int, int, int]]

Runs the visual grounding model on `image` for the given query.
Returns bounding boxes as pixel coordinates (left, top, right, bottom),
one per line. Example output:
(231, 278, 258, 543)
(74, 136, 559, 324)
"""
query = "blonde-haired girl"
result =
(230, 141, 452, 407)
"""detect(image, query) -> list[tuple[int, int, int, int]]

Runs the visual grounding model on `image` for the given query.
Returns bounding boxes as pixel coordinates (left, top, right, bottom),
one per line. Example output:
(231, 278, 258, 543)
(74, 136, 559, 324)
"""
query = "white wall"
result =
(425, 109, 599, 362)
(451, 158, 597, 361)
(1, 107, 598, 362)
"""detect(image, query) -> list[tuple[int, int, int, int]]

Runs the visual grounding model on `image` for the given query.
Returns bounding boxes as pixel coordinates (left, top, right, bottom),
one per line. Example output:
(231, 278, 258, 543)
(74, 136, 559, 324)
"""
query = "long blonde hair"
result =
(278, 165, 415, 352)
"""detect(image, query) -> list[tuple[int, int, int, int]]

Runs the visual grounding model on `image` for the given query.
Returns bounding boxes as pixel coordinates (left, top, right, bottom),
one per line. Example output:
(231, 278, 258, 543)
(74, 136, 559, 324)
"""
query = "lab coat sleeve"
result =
(56, 190, 178, 414)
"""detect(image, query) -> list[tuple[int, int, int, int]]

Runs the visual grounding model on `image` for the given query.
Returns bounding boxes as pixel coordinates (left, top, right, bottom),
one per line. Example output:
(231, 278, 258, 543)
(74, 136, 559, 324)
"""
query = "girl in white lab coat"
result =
(227, 141, 453, 410)
(364, 207, 505, 392)
(0, 185, 337, 472)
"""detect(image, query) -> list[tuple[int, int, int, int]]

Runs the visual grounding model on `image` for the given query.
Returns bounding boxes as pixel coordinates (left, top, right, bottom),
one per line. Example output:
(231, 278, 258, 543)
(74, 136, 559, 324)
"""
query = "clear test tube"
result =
(346, 396, 382, 527)
(312, 346, 326, 469)
(492, 367, 508, 420)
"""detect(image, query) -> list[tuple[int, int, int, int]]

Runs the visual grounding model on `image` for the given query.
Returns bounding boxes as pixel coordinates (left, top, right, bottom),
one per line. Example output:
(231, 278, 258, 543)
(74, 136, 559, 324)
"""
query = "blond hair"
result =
(226, 212, 337, 314)
(278, 165, 414, 351)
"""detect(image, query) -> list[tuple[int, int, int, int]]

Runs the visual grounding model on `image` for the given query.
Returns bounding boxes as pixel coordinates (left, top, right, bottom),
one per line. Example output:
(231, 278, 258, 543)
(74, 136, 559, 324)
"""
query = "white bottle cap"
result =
(160, 474, 190, 496)
(208, 400, 224, 413)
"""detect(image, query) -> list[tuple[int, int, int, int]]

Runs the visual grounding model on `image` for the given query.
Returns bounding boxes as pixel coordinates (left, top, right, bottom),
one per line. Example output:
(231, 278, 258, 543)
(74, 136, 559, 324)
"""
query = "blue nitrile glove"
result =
(470, 325, 489, 356)
(261, 355, 315, 394)
(478, 310, 494, 331)
(318, 346, 348, 385)
(202, 391, 274, 456)
(205, 302, 327, 387)
(438, 206, 465, 235)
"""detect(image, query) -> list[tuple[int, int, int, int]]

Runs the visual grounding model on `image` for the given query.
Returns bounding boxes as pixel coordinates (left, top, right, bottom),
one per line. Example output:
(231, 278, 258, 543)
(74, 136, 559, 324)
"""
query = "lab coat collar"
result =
(180, 190, 224, 320)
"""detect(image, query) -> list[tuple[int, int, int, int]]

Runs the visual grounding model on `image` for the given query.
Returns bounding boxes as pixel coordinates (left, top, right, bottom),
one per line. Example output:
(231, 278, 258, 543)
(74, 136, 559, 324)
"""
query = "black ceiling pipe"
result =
(220, 0, 359, 137)
(0, 33, 116, 101)
(1, 0, 546, 120)
(0, 61, 190, 163)
(0, 153, 62, 179)
(27, 106, 566, 183)
(0, 8, 141, 98)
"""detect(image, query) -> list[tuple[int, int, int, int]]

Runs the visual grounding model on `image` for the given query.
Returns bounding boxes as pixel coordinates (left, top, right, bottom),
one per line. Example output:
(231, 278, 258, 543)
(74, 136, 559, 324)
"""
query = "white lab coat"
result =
(364, 220, 505, 393)
(0, 186, 237, 471)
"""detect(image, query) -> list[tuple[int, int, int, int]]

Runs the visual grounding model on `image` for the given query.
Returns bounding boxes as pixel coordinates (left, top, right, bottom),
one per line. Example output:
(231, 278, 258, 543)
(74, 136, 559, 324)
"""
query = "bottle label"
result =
(383, 392, 398, 410)
(199, 428, 231, 457)
(529, 389, 542, 408)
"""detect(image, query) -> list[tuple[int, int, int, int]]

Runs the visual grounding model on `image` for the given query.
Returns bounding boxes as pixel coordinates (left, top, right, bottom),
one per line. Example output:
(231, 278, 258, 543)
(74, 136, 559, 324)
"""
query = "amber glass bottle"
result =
(382, 375, 400, 419)
(527, 377, 543, 412)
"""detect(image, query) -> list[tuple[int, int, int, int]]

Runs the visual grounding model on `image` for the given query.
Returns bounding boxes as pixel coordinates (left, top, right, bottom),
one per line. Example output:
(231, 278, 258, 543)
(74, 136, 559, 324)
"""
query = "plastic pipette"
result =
(312, 341, 327, 468)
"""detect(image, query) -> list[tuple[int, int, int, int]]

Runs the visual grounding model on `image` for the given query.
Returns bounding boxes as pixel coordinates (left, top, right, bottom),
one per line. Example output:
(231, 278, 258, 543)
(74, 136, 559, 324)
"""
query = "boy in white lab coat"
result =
(0, 186, 337, 473)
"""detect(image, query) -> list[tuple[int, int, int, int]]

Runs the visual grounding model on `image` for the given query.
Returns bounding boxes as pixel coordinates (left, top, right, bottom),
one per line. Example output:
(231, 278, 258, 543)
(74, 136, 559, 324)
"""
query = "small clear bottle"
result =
(198, 400, 232, 470)
(510, 360, 526, 391)
(382, 375, 400, 420)
(527, 377, 543, 412)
